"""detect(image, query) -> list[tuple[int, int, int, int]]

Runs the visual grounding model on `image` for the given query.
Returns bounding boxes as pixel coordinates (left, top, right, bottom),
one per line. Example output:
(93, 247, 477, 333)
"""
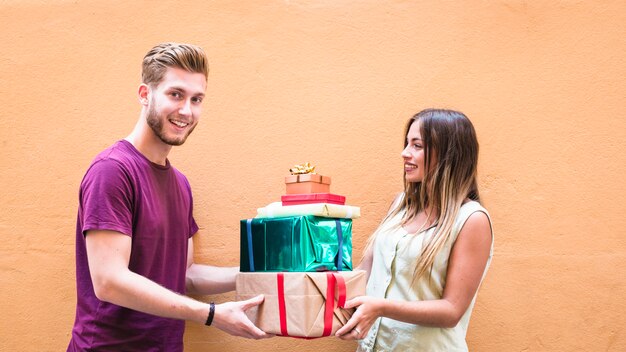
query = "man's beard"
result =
(146, 103, 196, 146)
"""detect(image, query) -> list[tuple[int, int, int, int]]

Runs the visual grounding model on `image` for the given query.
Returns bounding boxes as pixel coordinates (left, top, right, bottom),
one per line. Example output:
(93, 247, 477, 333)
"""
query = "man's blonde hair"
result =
(142, 42, 208, 86)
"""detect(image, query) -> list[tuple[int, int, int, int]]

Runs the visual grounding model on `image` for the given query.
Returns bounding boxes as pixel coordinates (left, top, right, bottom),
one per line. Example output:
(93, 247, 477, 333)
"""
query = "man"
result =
(68, 42, 269, 351)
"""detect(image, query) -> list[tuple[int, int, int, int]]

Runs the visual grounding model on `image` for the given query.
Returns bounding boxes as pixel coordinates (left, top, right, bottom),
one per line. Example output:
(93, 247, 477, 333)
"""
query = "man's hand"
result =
(211, 295, 273, 339)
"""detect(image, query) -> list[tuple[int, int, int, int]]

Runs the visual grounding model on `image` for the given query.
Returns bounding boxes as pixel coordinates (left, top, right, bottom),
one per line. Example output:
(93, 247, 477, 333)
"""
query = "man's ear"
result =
(138, 84, 150, 106)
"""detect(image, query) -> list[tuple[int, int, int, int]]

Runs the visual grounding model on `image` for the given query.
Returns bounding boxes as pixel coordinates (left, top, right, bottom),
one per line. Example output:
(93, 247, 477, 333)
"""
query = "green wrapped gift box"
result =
(240, 216, 352, 272)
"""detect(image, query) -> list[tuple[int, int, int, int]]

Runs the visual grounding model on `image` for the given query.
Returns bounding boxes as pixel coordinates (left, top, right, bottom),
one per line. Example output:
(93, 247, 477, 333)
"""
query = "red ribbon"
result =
(335, 273, 346, 309)
(322, 273, 336, 336)
(277, 273, 288, 336)
(276, 272, 347, 338)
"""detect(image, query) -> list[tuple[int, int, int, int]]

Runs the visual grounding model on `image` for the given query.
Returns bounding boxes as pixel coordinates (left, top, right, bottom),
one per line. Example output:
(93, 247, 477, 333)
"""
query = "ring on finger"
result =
(353, 327, 361, 335)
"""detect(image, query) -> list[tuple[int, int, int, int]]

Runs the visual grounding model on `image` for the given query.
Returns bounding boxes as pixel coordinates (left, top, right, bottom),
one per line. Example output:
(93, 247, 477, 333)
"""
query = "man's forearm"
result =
(186, 264, 239, 295)
(96, 268, 210, 324)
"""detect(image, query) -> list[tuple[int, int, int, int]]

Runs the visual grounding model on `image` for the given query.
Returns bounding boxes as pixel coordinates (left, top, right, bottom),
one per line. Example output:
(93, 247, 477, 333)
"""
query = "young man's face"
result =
(145, 67, 206, 146)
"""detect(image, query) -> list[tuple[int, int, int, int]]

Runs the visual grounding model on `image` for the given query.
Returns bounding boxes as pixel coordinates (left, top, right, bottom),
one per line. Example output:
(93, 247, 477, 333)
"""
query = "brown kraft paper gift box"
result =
(236, 270, 366, 338)
(284, 174, 331, 194)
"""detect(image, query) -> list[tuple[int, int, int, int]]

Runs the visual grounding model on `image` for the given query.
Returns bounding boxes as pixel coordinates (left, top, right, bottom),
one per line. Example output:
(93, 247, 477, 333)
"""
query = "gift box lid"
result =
(256, 202, 360, 219)
(281, 193, 346, 206)
(285, 174, 331, 185)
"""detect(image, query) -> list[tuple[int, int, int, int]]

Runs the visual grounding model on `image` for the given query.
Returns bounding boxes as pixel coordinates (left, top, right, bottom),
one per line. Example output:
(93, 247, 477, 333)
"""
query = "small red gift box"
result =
(281, 193, 346, 206)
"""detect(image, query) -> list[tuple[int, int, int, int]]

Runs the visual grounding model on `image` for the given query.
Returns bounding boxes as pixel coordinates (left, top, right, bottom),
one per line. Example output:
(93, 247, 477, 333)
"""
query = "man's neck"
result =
(125, 118, 172, 166)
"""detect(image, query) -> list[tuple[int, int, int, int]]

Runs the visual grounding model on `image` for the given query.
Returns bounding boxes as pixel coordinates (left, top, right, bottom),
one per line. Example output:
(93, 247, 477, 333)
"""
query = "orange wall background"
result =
(1, 1, 625, 351)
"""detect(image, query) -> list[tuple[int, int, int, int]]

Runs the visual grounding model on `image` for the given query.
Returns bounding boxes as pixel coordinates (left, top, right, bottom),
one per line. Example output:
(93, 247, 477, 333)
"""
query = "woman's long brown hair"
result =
(368, 108, 480, 282)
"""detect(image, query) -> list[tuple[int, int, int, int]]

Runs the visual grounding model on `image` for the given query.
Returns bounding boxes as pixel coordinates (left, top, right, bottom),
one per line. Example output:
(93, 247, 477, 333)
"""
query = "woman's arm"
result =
(336, 211, 492, 339)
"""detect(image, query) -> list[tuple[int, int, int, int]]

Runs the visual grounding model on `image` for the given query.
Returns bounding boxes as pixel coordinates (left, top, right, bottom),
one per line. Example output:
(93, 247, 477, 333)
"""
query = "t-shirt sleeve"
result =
(189, 217, 198, 238)
(80, 159, 134, 237)
(184, 177, 199, 238)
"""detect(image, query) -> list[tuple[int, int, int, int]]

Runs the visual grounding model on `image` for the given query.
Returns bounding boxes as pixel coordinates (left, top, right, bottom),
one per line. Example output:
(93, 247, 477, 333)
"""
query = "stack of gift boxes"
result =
(236, 169, 366, 338)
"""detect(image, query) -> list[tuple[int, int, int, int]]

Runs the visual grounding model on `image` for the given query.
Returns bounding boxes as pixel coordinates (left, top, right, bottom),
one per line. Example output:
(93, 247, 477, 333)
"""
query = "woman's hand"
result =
(335, 295, 385, 340)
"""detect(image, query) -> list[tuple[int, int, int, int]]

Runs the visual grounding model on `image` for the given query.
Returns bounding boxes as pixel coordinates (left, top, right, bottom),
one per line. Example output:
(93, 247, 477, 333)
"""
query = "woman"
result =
(336, 109, 494, 351)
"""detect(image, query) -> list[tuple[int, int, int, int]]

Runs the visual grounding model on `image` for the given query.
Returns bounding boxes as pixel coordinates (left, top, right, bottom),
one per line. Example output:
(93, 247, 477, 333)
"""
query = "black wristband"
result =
(205, 302, 215, 326)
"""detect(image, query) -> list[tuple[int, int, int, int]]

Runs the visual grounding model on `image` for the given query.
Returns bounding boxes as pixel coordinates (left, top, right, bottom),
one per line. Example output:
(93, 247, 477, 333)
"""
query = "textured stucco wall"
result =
(1, 1, 625, 351)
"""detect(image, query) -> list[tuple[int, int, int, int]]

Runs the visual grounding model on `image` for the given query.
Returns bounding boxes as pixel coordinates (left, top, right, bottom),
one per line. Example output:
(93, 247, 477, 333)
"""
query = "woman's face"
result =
(401, 121, 426, 183)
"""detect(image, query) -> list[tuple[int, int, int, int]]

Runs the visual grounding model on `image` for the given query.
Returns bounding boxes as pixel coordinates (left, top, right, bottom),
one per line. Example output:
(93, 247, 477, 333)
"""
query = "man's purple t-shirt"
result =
(68, 140, 199, 351)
